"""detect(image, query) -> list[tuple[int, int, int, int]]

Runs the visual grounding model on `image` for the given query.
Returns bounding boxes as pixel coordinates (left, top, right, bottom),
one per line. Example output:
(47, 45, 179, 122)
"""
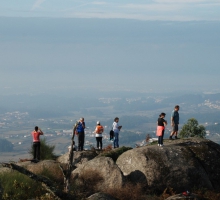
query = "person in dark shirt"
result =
(156, 113, 167, 147)
(170, 105, 180, 140)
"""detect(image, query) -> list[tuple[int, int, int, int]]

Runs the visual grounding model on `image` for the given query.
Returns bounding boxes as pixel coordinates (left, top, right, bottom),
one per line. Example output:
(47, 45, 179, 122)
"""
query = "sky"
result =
(0, 1, 220, 95)
(1, 0, 220, 21)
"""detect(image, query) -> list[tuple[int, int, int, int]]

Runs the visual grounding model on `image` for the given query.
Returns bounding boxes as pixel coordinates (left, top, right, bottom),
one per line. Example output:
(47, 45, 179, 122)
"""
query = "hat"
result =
(97, 121, 100, 125)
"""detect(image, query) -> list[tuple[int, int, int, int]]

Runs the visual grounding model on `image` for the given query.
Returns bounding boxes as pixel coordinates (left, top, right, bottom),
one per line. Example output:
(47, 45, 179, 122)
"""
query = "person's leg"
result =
(33, 143, 37, 159)
(78, 132, 82, 151)
(36, 142, 41, 160)
(100, 137, 102, 150)
(170, 125, 176, 139)
(158, 136, 161, 145)
(174, 125, 179, 139)
(81, 132, 85, 150)
(175, 132, 178, 138)
(161, 130, 164, 145)
(115, 132, 119, 148)
(96, 137, 99, 149)
(113, 132, 117, 148)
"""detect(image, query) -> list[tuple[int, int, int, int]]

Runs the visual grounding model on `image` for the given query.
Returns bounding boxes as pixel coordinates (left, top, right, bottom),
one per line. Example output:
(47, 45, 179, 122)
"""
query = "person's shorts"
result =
(173, 124, 178, 132)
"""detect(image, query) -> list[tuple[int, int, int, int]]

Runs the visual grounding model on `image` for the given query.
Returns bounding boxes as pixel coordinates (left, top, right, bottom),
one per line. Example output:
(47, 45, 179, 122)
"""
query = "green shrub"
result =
(101, 146, 132, 162)
(0, 171, 47, 200)
(179, 118, 206, 138)
(29, 138, 56, 160)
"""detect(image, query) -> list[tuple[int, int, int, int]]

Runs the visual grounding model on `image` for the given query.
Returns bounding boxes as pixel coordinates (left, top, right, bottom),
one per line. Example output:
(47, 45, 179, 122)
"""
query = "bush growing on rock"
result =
(29, 138, 56, 160)
(179, 118, 206, 138)
(0, 171, 48, 199)
(100, 146, 132, 162)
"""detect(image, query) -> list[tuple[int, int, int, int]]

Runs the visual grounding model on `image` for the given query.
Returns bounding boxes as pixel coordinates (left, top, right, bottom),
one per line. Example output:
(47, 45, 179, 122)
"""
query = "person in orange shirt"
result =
(31, 126, 44, 160)
(94, 121, 104, 150)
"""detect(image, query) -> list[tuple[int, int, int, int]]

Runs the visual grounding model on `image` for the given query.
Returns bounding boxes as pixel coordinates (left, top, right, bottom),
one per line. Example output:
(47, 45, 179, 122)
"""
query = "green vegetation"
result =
(29, 138, 56, 160)
(0, 171, 48, 200)
(101, 146, 132, 162)
(179, 118, 206, 138)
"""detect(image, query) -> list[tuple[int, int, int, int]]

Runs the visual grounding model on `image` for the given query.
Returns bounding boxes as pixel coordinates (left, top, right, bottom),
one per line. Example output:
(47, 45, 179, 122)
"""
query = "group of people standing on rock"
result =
(72, 117, 122, 151)
(156, 105, 180, 147)
(31, 105, 179, 159)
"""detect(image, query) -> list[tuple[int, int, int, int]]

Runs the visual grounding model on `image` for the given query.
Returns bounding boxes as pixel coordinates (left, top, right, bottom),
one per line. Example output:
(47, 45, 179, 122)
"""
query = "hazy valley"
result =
(1, 90, 220, 162)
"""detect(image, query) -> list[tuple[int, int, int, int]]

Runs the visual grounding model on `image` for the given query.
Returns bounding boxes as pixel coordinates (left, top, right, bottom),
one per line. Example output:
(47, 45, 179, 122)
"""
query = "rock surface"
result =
(116, 137, 220, 192)
(23, 160, 64, 182)
(87, 192, 116, 200)
(71, 156, 124, 189)
(165, 193, 200, 200)
(57, 150, 98, 167)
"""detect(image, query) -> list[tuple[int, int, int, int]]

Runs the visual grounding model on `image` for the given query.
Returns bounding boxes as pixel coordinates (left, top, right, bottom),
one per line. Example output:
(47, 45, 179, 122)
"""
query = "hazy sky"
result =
(1, 0, 220, 21)
(0, 1, 220, 95)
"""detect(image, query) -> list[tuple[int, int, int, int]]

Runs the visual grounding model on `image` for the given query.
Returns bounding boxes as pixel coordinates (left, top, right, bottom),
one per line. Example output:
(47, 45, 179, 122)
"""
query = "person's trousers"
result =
(78, 132, 85, 151)
(113, 132, 119, 148)
(33, 142, 41, 160)
(96, 137, 102, 149)
(158, 130, 164, 145)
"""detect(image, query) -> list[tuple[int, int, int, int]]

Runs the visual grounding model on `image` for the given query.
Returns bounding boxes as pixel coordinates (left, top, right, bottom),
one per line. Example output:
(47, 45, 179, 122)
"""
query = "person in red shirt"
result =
(31, 126, 44, 160)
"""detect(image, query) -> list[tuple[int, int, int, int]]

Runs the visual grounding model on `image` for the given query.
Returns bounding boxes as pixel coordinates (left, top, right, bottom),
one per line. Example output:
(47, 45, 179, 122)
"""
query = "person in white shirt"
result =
(112, 117, 122, 148)
(94, 121, 104, 150)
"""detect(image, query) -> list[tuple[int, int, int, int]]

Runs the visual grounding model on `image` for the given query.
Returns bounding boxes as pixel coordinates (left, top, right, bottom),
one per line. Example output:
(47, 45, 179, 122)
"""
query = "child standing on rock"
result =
(157, 113, 167, 147)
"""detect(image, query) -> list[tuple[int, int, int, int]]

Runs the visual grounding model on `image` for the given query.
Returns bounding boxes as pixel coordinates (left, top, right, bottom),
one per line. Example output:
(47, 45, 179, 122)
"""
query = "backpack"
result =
(96, 125, 104, 134)
(109, 130, 114, 140)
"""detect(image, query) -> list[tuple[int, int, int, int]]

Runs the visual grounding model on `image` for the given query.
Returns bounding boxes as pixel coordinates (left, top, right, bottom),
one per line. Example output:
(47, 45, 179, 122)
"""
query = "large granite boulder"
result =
(57, 150, 98, 167)
(23, 160, 64, 182)
(116, 138, 220, 193)
(71, 157, 124, 190)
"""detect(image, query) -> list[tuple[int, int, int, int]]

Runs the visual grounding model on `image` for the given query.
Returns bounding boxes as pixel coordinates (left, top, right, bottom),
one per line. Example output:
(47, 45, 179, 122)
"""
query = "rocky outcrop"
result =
(57, 150, 98, 167)
(71, 157, 124, 190)
(1, 138, 220, 199)
(0, 166, 12, 174)
(165, 193, 200, 200)
(19, 160, 64, 182)
(116, 137, 220, 193)
(87, 192, 116, 200)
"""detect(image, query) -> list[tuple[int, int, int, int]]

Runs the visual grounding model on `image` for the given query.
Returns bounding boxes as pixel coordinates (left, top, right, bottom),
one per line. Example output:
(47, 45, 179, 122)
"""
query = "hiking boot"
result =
(169, 136, 173, 140)
(175, 136, 179, 139)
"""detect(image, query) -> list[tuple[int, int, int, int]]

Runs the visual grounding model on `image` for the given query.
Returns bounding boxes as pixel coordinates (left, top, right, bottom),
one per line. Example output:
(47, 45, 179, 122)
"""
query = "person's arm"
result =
(94, 126, 98, 133)
(171, 111, 174, 126)
(39, 128, 44, 135)
(171, 116, 174, 126)
(82, 122, 85, 129)
(102, 126, 104, 133)
(163, 119, 167, 126)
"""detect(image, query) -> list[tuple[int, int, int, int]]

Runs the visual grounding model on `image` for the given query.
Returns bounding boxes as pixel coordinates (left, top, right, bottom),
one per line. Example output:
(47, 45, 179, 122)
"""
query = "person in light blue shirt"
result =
(169, 105, 180, 140)
(112, 117, 122, 148)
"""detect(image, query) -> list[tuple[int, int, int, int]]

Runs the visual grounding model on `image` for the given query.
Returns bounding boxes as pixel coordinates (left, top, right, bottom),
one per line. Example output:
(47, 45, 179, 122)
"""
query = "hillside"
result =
(1, 137, 220, 199)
